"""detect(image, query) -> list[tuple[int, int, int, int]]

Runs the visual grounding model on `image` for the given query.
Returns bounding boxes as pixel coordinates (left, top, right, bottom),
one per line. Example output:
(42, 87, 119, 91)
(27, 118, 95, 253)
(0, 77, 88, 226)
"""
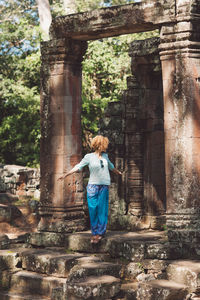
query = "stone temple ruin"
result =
(0, 0, 200, 299)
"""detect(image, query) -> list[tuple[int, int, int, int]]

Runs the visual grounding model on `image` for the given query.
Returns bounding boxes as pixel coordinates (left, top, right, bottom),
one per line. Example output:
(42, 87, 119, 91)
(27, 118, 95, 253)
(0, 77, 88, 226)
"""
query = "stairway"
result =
(0, 230, 199, 299)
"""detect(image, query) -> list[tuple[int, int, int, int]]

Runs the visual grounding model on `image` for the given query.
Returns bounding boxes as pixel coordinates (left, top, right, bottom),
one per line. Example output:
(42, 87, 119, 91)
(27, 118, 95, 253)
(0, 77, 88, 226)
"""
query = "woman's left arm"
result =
(106, 154, 122, 175)
(112, 168, 123, 176)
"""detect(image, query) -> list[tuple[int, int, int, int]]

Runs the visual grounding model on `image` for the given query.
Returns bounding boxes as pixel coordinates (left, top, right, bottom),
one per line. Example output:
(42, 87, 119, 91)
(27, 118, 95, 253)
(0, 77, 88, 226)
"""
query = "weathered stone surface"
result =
(0, 193, 18, 205)
(137, 279, 188, 300)
(0, 165, 40, 198)
(0, 234, 10, 249)
(39, 38, 88, 234)
(0, 291, 50, 300)
(21, 248, 83, 277)
(28, 232, 64, 247)
(136, 273, 156, 282)
(28, 231, 170, 260)
(159, 14, 200, 232)
(10, 270, 67, 297)
(67, 261, 121, 282)
(0, 204, 22, 223)
(167, 260, 200, 293)
(124, 262, 144, 280)
(142, 259, 170, 272)
(145, 242, 182, 260)
(66, 275, 120, 299)
(0, 270, 12, 290)
(0, 205, 11, 222)
(0, 249, 22, 271)
(120, 282, 138, 300)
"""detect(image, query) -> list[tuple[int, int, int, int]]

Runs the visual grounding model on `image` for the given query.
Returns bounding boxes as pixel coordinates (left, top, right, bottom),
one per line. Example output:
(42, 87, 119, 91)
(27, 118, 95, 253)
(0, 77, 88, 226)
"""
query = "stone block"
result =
(10, 270, 67, 297)
(67, 261, 121, 282)
(136, 273, 156, 282)
(0, 234, 10, 250)
(119, 282, 137, 300)
(51, 287, 65, 300)
(0, 193, 18, 205)
(108, 239, 146, 261)
(137, 279, 188, 300)
(28, 232, 64, 247)
(0, 205, 11, 222)
(142, 259, 170, 272)
(21, 248, 83, 277)
(0, 249, 22, 271)
(145, 242, 182, 260)
(0, 270, 12, 289)
(167, 260, 200, 293)
(0, 292, 49, 300)
(123, 262, 144, 280)
(66, 275, 120, 300)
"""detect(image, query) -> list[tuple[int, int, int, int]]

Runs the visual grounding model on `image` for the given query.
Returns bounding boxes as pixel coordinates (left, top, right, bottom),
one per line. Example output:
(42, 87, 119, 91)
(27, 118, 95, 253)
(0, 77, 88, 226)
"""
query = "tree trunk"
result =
(63, 0, 77, 14)
(36, 0, 52, 41)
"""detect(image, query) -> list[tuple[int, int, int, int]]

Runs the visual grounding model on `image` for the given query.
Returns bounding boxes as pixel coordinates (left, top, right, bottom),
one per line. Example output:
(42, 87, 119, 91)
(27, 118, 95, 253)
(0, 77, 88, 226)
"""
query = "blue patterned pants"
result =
(87, 184, 109, 236)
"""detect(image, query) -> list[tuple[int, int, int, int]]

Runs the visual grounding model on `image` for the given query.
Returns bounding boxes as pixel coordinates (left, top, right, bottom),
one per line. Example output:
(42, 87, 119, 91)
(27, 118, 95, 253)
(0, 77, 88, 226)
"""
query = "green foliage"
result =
(0, 77, 40, 166)
(82, 36, 131, 148)
(0, 0, 41, 167)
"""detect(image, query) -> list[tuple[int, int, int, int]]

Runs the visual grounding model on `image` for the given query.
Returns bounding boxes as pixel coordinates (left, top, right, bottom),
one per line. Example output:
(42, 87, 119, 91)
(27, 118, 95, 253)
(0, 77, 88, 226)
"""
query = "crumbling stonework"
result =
(0, 165, 40, 199)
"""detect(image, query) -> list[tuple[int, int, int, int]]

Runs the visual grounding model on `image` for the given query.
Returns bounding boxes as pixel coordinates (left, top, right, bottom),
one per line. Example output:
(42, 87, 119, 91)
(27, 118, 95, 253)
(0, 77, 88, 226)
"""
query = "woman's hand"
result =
(57, 167, 79, 181)
(57, 173, 69, 181)
(112, 168, 123, 176)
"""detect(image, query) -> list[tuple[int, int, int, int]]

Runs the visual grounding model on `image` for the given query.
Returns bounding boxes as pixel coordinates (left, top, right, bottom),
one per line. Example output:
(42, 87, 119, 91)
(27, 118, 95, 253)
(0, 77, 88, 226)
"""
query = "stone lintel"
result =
(49, 0, 176, 41)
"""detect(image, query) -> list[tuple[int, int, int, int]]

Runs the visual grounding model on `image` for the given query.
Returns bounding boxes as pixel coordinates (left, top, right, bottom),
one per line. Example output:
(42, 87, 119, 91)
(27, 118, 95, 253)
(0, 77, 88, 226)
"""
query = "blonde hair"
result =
(91, 135, 109, 152)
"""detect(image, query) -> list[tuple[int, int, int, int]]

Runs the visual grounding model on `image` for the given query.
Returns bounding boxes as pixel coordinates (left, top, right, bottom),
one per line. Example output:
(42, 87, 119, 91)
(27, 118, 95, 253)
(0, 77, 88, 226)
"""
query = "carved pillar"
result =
(159, 1, 200, 230)
(126, 38, 165, 226)
(39, 38, 88, 232)
(124, 76, 144, 217)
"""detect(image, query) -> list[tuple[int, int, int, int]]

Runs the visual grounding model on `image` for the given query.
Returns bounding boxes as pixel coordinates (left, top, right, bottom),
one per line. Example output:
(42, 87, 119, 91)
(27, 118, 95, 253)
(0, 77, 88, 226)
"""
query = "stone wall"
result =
(0, 165, 40, 200)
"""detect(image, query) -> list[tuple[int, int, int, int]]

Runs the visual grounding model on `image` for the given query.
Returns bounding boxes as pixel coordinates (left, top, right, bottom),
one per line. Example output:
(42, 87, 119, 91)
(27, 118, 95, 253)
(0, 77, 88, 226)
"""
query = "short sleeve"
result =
(75, 154, 90, 171)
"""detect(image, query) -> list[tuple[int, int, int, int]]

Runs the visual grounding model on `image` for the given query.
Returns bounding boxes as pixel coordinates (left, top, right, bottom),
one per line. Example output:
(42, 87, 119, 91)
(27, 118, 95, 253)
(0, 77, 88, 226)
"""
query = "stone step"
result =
(66, 275, 121, 299)
(67, 260, 122, 282)
(137, 279, 188, 300)
(20, 248, 84, 277)
(0, 291, 50, 300)
(167, 260, 200, 293)
(120, 282, 138, 300)
(108, 239, 181, 261)
(29, 230, 177, 261)
(9, 270, 67, 297)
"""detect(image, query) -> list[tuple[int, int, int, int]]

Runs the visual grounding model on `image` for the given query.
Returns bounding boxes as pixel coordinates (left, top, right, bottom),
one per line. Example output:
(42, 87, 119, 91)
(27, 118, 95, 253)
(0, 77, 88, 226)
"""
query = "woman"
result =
(58, 135, 122, 244)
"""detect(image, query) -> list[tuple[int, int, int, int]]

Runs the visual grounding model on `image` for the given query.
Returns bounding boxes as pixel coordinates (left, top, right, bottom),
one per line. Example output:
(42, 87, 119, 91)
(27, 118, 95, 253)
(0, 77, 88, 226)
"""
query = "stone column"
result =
(38, 38, 88, 233)
(159, 1, 200, 230)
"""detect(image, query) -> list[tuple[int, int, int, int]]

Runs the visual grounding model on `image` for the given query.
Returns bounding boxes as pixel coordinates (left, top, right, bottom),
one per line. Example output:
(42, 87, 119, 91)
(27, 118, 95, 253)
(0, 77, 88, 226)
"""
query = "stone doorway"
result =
(100, 36, 166, 231)
(38, 0, 200, 236)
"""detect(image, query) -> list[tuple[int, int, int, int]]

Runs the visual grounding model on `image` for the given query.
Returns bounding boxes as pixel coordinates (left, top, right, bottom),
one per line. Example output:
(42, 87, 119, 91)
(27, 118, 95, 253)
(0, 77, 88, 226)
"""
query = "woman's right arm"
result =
(57, 166, 79, 180)
(57, 154, 89, 181)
